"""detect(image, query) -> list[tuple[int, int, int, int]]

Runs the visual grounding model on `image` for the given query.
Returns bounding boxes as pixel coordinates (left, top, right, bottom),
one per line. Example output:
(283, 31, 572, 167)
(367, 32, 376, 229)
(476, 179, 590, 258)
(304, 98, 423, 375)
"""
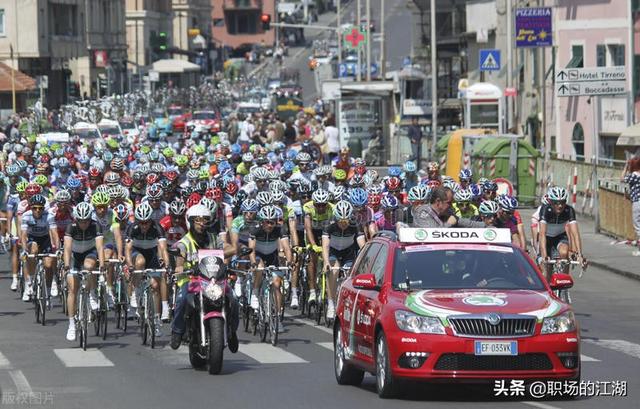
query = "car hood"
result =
(399, 289, 564, 321)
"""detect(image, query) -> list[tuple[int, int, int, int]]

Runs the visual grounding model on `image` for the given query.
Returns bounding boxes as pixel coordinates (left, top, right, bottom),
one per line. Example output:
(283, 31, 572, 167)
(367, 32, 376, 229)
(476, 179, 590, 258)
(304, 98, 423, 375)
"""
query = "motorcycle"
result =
(183, 255, 234, 375)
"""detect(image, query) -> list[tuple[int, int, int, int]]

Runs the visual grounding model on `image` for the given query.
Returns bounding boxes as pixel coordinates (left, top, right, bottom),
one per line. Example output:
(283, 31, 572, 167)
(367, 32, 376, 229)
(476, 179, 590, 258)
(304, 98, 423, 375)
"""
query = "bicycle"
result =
(544, 258, 586, 304)
(254, 265, 290, 346)
(73, 269, 101, 351)
(55, 253, 68, 315)
(93, 269, 109, 340)
(109, 259, 129, 332)
(293, 246, 311, 316)
(322, 265, 352, 328)
(131, 268, 166, 349)
(27, 253, 57, 326)
(227, 259, 253, 333)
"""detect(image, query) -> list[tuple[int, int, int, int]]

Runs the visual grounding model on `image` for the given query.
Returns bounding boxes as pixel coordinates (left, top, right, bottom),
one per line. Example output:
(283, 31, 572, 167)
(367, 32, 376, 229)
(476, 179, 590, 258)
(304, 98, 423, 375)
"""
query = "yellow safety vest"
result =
(177, 232, 220, 286)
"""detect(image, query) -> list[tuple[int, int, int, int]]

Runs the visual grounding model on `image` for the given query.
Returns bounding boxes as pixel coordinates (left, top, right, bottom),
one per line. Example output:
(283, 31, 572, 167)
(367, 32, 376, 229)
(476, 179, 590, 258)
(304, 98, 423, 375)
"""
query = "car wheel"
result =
(376, 332, 398, 399)
(334, 325, 364, 385)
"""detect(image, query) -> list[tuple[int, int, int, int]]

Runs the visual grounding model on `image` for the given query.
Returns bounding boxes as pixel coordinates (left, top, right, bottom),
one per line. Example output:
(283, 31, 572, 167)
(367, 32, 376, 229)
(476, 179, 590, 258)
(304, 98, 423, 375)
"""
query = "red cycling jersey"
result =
(159, 215, 187, 246)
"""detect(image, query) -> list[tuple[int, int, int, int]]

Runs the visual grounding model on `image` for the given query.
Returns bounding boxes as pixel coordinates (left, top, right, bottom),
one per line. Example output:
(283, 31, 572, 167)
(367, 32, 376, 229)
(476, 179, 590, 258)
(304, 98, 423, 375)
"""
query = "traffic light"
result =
(261, 14, 271, 30)
(158, 31, 168, 51)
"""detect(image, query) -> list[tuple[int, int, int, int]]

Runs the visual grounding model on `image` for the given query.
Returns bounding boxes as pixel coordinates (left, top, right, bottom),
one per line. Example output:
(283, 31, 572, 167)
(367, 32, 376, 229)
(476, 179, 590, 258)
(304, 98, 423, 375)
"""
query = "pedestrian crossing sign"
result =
(479, 49, 501, 72)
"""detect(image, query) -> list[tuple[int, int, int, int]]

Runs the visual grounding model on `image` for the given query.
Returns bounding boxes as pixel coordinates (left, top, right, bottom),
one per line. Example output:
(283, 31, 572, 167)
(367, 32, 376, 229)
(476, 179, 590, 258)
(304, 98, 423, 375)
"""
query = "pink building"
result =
(211, 0, 276, 51)
(547, 0, 634, 162)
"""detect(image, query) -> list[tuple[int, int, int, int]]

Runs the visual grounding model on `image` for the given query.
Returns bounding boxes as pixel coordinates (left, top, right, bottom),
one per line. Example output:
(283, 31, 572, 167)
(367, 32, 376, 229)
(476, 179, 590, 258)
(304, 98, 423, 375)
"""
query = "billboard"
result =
(515, 7, 552, 48)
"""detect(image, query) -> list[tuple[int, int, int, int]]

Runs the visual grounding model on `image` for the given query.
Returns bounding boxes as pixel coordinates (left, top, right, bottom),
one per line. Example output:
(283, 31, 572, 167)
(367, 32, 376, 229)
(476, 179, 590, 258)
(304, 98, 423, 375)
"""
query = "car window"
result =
(352, 242, 381, 277)
(370, 245, 388, 286)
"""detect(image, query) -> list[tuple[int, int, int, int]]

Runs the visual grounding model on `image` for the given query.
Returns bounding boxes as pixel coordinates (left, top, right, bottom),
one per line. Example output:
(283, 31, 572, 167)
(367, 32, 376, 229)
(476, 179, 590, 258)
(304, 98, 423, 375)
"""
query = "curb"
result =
(589, 260, 640, 282)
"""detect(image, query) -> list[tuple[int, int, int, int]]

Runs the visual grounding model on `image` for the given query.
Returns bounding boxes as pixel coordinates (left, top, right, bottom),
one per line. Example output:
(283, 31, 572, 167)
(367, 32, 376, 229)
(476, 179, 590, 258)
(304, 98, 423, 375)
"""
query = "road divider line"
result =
(0, 351, 12, 369)
(54, 348, 114, 367)
(284, 312, 333, 335)
(584, 339, 640, 359)
(580, 354, 600, 362)
(239, 343, 308, 364)
(522, 402, 562, 409)
(9, 370, 32, 395)
(316, 342, 333, 351)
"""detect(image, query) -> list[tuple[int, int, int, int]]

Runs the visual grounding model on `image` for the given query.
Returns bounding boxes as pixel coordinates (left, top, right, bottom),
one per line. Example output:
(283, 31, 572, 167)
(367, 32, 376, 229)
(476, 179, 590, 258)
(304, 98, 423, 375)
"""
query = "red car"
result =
(168, 105, 191, 133)
(187, 110, 221, 133)
(334, 228, 579, 398)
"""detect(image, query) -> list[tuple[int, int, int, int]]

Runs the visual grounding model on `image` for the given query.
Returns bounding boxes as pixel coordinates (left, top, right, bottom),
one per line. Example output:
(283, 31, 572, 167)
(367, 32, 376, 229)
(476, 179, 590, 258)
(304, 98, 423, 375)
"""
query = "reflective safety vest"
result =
(177, 231, 220, 286)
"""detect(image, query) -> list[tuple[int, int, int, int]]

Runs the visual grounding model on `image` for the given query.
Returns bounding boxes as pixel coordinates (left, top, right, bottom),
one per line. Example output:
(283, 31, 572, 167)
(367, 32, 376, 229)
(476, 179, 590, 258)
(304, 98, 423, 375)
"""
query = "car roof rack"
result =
(373, 230, 397, 241)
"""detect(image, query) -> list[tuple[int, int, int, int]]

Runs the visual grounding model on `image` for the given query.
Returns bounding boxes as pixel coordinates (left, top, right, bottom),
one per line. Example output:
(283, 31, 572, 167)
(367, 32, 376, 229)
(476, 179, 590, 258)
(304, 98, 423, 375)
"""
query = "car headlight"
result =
(395, 310, 445, 334)
(541, 311, 576, 334)
(204, 282, 224, 301)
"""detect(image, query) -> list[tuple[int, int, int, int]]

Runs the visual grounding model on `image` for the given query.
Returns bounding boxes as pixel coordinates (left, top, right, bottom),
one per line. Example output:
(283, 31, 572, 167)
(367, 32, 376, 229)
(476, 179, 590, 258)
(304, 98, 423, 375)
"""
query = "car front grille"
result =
(434, 353, 553, 371)
(449, 316, 536, 338)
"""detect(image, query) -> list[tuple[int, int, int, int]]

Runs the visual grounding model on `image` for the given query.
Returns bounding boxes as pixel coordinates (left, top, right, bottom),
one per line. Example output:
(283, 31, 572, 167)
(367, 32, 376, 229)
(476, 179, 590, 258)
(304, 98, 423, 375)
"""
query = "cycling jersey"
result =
(540, 204, 576, 237)
(125, 222, 166, 250)
(21, 210, 56, 238)
(231, 215, 257, 246)
(374, 210, 398, 232)
(287, 200, 306, 231)
(452, 202, 479, 219)
(65, 221, 103, 253)
(250, 225, 287, 266)
(159, 215, 186, 246)
(92, 208, 115, 244)
(322, 222, 363, 251)
(52, 206, 74, 241)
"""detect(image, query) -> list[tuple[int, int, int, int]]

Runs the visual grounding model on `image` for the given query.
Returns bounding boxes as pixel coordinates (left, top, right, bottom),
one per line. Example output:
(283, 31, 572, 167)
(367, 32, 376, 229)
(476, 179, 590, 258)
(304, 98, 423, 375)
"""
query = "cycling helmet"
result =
(368, 183, 384, 195)
(381, 194, 399, 210)
(256, 191, 274, 206)
(295, 152, 311, 163)
(312, 189, 330, 204)
(258, 205, 279, 221)
(94, 184, 110, 195)
(482, 180, 498, 192)
(91, 191, 111, 206)
(334, 200, 353, 220)
(385, 176, 402, 192)
(547, 186, 568, 202)
(271, 190, 285, 204)
(497, 194, 519, 211)
(169, 200, 186, 216)
(427, 162, 439, 173)
(57, 157, 70, 169)
(241, 199, 259, 213)
(54, 190, 72, 203)
(454, 188, 473, 203)
(269, 179, 287, 193)
(253, 167, 269, 181)
(29, 194, 46, 206)
(102, 151, 114, 163)
(73, 202, 93, 220)
(225, 181, 238, 196)
(110, 158, 125, 172)
(333, 185, 346, 201)
(349, 174, 365, 187)
(16, 181, 28, 193)
(175, 155, 188, 167)
(469, 184, 482, 198)
(135, 202, 153, 221)
(404, 161, 417, 173)
(162, 147, 175, 158)
(146, 173, 160, 185)
(6, 164, 20, 176)
(198, 168, 209, 180)
(34, 175, 48, 187)
(408, 185, 430, 202)
(242, 152, 254, 163)
(297, 183, 312, 196)
(368, 193, 382, 208)
(349, 188, 368, 207)
(282, 160, 295, 173)
(108, 185, 125, 200)
(208, 187, 223, 202)
(25, 184, 42, 197)
(459, 168, 473, 181)
(89, 167, 102, 178)
(186, 169, 199, 181)
(164, 170, 179, 182)
(388, 166, 402, 178)
(146, 184, 163, 200)
(104, 172, 121, 185)
(334, 169, 347, 181)
(478, 200, 500, 216)
(114, 204, 129, 222)
(186, 192, 202, 208)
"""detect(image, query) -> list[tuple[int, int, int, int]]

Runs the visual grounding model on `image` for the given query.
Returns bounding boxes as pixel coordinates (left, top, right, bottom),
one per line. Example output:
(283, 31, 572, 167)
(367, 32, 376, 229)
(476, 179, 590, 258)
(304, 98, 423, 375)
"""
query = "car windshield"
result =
(119, 121, 135, 130)
(99, 126, 120, 136)
(193, 112, 216, 120)
(393, 246, 544, 291)
(75, 128, 100, 139)
(168, 108, 183, 116)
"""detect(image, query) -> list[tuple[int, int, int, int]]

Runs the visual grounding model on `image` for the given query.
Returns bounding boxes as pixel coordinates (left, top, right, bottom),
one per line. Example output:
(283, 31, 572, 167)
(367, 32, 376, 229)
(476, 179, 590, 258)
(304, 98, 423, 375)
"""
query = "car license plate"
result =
(474, 341, 518, 356)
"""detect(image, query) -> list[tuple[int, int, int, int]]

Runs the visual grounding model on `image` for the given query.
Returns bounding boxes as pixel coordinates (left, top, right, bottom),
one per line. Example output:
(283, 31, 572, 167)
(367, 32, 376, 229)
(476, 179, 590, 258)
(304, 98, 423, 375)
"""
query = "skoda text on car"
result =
(334, 228, 579, 398)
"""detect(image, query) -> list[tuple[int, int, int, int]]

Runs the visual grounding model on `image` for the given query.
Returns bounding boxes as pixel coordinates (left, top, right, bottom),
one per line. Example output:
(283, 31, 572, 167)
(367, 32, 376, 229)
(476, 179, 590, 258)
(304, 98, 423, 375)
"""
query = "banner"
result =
(515, 7, 552, 48)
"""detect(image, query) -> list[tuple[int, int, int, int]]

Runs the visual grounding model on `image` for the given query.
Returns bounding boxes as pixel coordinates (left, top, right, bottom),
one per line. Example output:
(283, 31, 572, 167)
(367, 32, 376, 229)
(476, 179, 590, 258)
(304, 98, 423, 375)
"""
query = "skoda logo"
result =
(486, 313, 501, 326)
(483, 229, 497, 241)
(414, 229, 428, 241)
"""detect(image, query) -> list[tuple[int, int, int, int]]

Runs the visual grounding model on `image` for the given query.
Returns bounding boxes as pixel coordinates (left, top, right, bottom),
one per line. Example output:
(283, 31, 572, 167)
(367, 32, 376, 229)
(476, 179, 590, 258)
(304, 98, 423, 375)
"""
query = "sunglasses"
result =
(193, 217, 211, 224)
(481, 214, 496, 219)
(32, 206, 44, 210)
(551, 200, 566, 206)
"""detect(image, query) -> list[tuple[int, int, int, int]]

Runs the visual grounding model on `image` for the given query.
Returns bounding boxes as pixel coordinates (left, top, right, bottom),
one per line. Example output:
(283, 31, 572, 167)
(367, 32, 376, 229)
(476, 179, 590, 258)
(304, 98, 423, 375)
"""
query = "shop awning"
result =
(617, 123, 640, 146)
(0, 62, 36, 92)
(150, 59, 201, 74)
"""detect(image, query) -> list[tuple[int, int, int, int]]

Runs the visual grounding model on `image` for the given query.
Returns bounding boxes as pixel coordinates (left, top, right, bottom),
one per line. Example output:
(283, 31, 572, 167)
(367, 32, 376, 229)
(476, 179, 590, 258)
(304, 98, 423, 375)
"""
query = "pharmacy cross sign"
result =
(344, 26, 366, 49)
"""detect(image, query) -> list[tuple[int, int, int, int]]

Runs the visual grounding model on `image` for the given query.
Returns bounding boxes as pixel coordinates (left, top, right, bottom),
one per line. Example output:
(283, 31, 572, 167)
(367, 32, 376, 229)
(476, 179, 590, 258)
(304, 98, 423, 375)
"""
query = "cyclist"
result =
(375, 195, 400, 232)
(452, 188, 479, 219)
(402, 185, 430, 225)
(474, 200, 500, 227)
(496, 194, 526, 249)
(321, 201, 365, 319)
(62, 202, 106, 341)
(286, 183, 311, 309)
(349, 187, 377, 241)
(303, 189, 333, 306)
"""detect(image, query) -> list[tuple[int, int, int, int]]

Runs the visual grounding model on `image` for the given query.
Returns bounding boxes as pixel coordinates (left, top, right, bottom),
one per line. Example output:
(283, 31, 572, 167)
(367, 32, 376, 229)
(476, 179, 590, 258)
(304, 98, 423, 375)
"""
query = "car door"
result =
(357, 243, 389, 361)
(349, 242, 382, 363)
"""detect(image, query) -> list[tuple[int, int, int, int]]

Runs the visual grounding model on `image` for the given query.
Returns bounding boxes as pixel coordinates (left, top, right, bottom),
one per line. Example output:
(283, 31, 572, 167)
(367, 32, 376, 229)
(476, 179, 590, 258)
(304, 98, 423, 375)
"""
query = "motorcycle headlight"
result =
(204, 282, 224, 301)
(395, 310, 445, 334)
(541, 311, 576, 334)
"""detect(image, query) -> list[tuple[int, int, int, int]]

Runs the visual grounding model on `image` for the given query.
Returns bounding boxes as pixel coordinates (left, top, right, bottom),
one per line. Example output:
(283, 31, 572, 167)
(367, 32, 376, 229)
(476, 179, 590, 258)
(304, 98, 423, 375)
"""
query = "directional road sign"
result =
(479, 49, 501, 72)
(556, 66, 626, 97)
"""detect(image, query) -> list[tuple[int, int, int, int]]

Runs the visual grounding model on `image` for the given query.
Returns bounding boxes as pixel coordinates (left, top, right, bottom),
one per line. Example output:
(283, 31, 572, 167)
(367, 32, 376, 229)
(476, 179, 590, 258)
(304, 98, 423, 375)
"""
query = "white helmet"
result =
(312, 189, 330, 204)
(333, 200, 353, 220)
(256, 191, 274, 206)
(73, 202, 93, 220)
(186, 203, 211, 219)
(547, 186, 568, 202)
(134, 202, 153, 221)
(454, 188, 473, 202)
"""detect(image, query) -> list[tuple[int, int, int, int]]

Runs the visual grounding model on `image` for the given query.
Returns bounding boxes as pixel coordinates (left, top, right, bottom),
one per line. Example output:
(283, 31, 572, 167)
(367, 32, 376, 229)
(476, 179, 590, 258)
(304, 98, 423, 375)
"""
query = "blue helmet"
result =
(459, 168, 473, 181)
(349, 187, 368, 207)
(286, 149, 298, 160)
(497, 194, 518, 211)
(66, 177, 81, 190)
(381, 194, 399, 210)
(482, 180, 498, 192)
(388, 166, 402, 177)
(469, 184, 482, 198)
(403, 161, 417, 173)
(217, 160, 231, 174)
(231, 143, 242, 155)
(240, 199, 259, 213)
(282, 160, 295, 173)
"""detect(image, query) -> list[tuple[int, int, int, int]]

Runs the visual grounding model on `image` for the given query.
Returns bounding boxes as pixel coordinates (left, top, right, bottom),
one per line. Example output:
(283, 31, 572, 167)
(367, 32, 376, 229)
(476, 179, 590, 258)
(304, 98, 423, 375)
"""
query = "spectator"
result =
(283, 119, 297, 146)
(407, 117, 423, 169)
(622, 155, 640, 256)
(324, 117, 339, 162)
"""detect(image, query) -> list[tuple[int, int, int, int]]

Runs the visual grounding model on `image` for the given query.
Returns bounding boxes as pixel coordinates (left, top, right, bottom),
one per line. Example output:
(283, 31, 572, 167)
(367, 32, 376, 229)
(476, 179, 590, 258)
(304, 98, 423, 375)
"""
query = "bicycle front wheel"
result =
(147, 290, 156, 349)
(269, 287, 279, 346)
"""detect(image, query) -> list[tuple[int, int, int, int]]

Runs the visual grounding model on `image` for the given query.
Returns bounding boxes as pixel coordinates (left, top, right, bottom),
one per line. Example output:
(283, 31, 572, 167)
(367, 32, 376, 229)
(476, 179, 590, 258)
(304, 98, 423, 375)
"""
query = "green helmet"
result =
(194, 145, 205, 155)
(38, 146, 50, 156)
(198, 168, 209, 180)
(162, 147, 175, 158)
(16, 181, 28, 192)
(34, 174, 48, 186)
(106, 138, 119, 149)
(140, 146, 151, 154)
(27, 135, 37, 144)
(210, 135, 220, 146)
(91, 191, 111, 206)
(175, 155, 188, 167)
(50, 143, 61, 151)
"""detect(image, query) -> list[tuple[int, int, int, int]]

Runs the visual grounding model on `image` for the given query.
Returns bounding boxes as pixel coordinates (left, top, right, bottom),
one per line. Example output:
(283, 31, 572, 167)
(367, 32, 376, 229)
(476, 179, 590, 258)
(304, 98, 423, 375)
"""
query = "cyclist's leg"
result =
(251, 256, 264, 309)
(104, 246, 115, 288)
(26, 240, 39, 280)
(556, 239, 571, 275)
(327, 255, 340, 305)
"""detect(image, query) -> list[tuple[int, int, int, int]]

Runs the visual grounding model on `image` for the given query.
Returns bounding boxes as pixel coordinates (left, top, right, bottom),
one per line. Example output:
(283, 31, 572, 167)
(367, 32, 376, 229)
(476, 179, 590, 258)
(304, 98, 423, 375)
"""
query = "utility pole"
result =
(275, 0, 279, 48)
(10, 44, 16, 113)
(337, 0, 342, 68)
(356, 0, 361, 82)
(366, 0, 371, 81)
(429, 0, 437, 161)
(380, 0, 385, 77)
(506, 0, 513, 131)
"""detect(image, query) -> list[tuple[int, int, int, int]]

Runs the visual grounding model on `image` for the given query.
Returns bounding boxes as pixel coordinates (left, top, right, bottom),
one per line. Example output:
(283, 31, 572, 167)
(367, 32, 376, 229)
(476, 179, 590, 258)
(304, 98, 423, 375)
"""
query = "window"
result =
(608, 44, 625, 66)
(572, 122, 585, 161)
(596, 45, 606, 67)
(352, 243, 381, 277)
(369, 246, 388, 286)
(0, 9, 5, 36)
(226, 11, 258, 35)
(50, 4, 78, 36)
(213, 18, 225, 27)
(566, 45, 583, 68)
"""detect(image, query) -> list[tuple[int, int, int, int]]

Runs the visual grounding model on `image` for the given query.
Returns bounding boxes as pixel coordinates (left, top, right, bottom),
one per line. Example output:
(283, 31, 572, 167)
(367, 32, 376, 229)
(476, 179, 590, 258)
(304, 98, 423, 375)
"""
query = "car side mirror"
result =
(353, 273, 379, 291)
(549, 273, 573, 290)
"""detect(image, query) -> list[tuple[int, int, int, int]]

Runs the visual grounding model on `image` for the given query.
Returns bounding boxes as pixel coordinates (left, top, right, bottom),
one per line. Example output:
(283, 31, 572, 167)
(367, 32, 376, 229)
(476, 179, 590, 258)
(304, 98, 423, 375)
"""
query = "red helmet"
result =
(163, 170, 178, 182)
(40, 154, 51, 164)
(186, 192, 202, 208)
(385, 176, 402, 192)
(211, 187, 223, 202)
(354, 164, 367, 176)
(64, 151, 75, 160)
(121, 174, 134, 187)
(89, 167, 102, 178)
(368, 193, 381, 207)
(426, 179, 441, 189)
(25, 183, 42, 197)
(225, 182, 238, 196)
(146, 173, 159, 185)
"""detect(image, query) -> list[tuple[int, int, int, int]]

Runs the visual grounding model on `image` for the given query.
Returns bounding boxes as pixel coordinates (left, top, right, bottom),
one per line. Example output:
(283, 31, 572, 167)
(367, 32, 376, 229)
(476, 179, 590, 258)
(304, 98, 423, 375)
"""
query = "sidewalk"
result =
(519, 208, 640, 281)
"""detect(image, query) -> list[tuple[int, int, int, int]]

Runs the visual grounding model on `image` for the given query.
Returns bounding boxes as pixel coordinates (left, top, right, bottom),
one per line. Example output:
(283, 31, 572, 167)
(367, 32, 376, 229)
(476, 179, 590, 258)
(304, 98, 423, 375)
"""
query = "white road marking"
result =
(0, 351, 11, 368)
(584, 339, 640, 359)
(239, 343, 308, 364)
(53, 348, 114, 367)
(580, 354, 600, 362)
(522, 402, 562, 409)
(317, 342, 333, 351)
(9, 370, 32, 395)
(284, 312, 333, 335)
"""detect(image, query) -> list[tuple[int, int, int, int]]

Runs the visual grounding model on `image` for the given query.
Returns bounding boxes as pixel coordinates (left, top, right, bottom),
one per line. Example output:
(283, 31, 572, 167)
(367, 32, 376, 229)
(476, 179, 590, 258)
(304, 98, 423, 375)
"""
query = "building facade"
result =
(211, 0, 276, 51)
(125, 0, 172, 74)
